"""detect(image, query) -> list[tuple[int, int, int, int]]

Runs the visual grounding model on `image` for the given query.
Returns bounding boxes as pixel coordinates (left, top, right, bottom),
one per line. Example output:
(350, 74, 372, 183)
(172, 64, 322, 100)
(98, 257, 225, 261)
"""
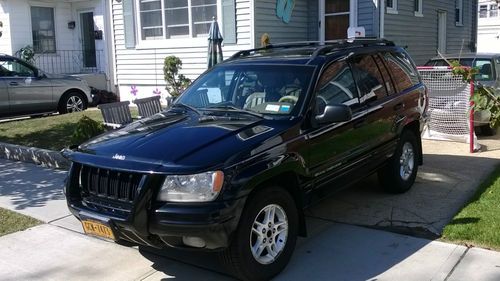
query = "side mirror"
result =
(315, 104, 352, 125)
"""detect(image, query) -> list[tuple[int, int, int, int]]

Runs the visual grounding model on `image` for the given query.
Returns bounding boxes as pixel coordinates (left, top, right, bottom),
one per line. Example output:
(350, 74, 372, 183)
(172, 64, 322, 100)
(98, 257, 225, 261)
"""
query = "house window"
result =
(138, 0, 217, 40)
(479, 5, 487, 18)
(455, 0, 463, 25)
(491, 4, 498, 17)
(414, 0, 423, 16)
(30, 6, 56, 53)
(386, 0, 397, 14)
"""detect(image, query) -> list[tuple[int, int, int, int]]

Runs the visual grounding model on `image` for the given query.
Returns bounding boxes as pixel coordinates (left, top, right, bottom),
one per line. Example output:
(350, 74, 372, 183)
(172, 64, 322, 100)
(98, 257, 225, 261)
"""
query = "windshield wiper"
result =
(204, 105, 264, 118)
(171, 102, 202, 115)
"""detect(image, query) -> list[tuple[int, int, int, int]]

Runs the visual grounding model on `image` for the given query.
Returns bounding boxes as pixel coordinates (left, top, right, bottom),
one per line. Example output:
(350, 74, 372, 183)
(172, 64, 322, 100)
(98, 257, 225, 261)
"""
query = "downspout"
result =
(379, 0, 385, 38)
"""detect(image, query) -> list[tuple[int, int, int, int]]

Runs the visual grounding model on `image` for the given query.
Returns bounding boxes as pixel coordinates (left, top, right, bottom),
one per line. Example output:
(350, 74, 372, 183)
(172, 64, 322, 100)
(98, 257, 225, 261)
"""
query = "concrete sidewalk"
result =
(0, 158, 499, 280)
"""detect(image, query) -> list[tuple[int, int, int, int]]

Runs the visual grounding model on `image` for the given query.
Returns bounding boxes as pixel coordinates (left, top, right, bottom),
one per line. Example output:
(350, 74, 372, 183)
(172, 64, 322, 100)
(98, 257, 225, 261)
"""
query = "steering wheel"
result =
(278, 95, 299, 104)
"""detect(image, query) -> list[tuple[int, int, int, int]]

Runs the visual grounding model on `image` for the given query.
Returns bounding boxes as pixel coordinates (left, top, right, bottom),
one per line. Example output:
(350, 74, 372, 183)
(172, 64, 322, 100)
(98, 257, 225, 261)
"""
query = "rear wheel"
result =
(378, 130, 419, 193)
(220, 186, 298, 281)
(59, 92, 87, 114)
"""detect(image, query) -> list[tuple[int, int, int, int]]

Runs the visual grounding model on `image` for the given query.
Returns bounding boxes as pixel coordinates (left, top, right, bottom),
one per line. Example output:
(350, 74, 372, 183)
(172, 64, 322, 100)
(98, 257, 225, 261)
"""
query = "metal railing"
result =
(24, 50, 105, 74)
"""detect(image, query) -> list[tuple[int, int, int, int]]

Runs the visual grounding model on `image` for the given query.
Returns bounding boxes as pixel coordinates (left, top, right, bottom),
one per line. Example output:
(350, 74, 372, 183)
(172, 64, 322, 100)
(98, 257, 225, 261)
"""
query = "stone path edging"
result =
(0, 142, 69, 170)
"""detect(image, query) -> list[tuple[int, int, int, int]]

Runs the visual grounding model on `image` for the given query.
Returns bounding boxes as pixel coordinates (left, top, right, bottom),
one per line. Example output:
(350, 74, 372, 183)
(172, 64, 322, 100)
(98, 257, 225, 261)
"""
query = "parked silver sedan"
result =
(0, 54, 92, 118)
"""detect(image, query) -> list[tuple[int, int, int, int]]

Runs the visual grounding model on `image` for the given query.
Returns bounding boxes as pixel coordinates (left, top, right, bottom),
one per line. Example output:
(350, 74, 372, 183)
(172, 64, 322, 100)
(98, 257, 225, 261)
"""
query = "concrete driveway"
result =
(0, 134, 499, 280)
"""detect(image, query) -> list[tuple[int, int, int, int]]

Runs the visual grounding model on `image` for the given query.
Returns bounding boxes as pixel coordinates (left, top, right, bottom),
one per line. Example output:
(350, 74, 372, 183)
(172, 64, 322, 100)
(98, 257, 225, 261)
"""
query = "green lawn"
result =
(0, 207, 42, 237)
(0, 108, 137, 151)
(442, 165, 500, 250)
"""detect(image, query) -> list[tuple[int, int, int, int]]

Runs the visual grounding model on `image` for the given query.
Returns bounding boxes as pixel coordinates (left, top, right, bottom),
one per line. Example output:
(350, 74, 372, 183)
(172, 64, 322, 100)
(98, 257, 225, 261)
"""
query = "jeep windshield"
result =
(175, 64, 315, 118)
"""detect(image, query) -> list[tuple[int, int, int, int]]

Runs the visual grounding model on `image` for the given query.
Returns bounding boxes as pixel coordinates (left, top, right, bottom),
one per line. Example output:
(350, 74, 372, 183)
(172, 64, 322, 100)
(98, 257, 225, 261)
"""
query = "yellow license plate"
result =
(82, 220, 116, 241)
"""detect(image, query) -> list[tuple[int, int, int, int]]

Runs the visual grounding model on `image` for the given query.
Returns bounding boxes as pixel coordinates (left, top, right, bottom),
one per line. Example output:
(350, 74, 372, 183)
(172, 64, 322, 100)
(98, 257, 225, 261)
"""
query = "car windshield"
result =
(426, 58, 494, 81)
(175, 64, 315, 118)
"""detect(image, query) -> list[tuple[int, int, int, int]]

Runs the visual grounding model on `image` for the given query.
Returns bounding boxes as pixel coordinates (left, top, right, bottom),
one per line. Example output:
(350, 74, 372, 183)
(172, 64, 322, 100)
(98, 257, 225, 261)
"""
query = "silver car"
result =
(425, 53, 500, 135)
(0, 54, 92, 118)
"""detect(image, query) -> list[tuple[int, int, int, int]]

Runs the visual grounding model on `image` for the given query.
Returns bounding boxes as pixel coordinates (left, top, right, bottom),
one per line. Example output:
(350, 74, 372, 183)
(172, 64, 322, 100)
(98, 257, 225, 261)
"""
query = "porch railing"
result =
(23, 50, 105, 74)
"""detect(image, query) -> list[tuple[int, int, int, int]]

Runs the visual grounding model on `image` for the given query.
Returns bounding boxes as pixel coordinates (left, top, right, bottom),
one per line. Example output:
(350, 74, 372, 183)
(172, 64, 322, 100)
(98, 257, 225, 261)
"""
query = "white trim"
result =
(135, 37, 207, 49)
(386, 0, 398, 14)
(319, 0, 325, 43)
(319, 0, 355, 43)
(414, 0, 423, 17)
(379, 0, 385, 38)
(28, 3, 58, 53)
(350, 0, 358, 28)
(250, 0, 255, 48)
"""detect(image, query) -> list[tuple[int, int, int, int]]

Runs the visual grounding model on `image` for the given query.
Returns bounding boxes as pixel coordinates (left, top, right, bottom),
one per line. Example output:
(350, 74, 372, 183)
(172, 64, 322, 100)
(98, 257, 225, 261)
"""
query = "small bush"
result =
(71, 116, 106, 145)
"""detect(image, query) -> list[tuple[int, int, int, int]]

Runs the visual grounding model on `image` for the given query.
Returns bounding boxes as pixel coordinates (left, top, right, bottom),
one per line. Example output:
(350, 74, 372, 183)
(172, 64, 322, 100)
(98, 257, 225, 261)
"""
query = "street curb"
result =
(0, 142, 70, 170)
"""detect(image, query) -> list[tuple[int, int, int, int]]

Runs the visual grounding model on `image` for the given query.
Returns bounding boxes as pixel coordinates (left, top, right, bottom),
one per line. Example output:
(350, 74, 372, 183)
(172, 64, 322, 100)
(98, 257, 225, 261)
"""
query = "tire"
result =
(378, 130, 419, 194)
(480, 125, 497, 136)
(58, 92, 87, 114)
(220, 186, 298, 281)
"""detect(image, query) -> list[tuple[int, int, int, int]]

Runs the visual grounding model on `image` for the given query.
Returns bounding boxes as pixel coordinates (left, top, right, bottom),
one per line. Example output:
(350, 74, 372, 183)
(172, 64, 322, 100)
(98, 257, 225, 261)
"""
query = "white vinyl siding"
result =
(112, 0, 252, 89)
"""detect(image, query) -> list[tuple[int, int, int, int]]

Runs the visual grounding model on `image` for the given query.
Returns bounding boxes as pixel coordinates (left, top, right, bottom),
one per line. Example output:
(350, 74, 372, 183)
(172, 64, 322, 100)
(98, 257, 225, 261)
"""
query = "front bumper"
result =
(65, 163, 246, 250)
(68, 197, 246, 250)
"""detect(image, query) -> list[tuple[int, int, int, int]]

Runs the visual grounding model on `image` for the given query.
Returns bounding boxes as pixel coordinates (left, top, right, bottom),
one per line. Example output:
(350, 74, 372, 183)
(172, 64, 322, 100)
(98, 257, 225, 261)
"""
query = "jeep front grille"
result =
(79, 165, 144, 203)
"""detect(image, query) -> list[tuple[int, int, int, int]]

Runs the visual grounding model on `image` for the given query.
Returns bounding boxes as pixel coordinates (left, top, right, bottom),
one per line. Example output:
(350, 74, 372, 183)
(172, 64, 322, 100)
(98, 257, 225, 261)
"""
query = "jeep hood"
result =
(65, 110, 285, 173)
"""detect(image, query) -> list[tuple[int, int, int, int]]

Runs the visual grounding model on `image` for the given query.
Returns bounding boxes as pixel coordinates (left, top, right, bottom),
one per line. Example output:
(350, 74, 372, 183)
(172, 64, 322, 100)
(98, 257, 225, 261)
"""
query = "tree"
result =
(163, 56, 191, 98)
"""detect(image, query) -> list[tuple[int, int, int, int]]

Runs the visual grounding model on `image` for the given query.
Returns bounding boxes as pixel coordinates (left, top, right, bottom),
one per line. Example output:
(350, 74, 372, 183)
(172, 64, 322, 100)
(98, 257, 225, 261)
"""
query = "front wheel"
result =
(378, 130, 420, 193)
(220, 186, 298, 281)
(59, 92, 87, 114)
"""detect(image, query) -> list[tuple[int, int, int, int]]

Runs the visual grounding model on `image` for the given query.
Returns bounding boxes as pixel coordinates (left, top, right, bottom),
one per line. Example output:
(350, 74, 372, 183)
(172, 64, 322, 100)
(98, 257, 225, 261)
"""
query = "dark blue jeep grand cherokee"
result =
(63, 39, 428, 281)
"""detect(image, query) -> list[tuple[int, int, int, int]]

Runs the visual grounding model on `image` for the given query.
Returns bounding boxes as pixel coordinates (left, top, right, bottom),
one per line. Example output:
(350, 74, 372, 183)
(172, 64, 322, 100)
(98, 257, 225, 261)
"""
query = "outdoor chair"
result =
(133, 96, 163, 118)
(97, 101, 133, 129)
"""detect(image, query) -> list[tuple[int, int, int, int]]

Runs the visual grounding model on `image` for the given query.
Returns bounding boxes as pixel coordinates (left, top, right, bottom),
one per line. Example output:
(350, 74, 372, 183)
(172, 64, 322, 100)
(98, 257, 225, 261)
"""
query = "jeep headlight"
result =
(157, 171, 224, 202)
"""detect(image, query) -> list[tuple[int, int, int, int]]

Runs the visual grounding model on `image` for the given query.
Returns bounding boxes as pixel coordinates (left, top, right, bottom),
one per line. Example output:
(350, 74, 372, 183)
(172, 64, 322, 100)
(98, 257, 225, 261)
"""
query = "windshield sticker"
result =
(280, 105, 291, 112)
(265, 104, 280, 112)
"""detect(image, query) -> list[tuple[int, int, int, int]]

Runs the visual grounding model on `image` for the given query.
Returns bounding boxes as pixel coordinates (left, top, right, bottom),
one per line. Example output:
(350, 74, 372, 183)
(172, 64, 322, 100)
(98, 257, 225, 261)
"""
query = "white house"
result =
(0, 0, 478, 102)
(0, 0, 114, 91)
(110, 0, 477, 103)
(477, 0, 500, 53)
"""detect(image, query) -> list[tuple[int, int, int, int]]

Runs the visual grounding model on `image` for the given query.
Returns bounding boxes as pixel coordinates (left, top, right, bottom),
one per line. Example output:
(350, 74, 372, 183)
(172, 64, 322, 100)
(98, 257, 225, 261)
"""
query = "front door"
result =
(437, 11, 447, 54)
(80, 12, 97, 68)
(306, 59, 366, 190)
(321, 0, 353, 42)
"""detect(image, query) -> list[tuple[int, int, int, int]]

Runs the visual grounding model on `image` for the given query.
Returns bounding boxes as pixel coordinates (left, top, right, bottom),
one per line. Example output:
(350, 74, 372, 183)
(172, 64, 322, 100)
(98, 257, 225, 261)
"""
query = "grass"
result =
(0, 108, 138, 151)
(441, 165, 500, 250)
(0, 207, 42, 237)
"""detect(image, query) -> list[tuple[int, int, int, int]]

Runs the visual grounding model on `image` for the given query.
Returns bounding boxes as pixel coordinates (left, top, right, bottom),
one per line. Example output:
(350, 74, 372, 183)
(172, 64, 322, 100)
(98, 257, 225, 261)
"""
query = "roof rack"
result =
(229, 41, 320, 60)
(309, 38, 395, 59)
(229, 38, 395, 60)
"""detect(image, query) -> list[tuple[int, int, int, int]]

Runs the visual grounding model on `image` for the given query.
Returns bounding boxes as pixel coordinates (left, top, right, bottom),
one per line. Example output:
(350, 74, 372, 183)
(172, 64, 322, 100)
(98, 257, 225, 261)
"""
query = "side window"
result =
(316, 60, 359, 113)
(0, 59, 35, 77)
(382, 52, 417, 92)
(350, 55, 388, 101)
(373, 54, 396, 95)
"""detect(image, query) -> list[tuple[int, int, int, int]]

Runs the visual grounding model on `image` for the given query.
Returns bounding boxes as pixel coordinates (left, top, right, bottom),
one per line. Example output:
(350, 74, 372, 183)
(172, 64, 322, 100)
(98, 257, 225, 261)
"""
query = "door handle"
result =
(393, 103, 405, 111)
(9, 82, 19, 86)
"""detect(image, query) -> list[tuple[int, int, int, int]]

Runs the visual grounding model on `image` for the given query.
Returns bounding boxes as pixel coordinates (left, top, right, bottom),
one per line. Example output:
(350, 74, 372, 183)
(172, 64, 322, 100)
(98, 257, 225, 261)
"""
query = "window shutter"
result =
(123, 0, 136, 48)
(221, 0, 236, 44)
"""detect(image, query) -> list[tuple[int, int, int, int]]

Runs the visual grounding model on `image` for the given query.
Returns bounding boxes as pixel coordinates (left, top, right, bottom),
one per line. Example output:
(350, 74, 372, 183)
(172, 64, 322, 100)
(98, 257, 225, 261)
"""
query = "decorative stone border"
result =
(0, 142, 70, 170)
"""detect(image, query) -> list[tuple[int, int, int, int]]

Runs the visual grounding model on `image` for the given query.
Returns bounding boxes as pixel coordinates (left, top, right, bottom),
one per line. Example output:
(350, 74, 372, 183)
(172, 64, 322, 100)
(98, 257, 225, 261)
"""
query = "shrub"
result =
(163, 56, 191, 98)
(71, 116, 106, 145)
